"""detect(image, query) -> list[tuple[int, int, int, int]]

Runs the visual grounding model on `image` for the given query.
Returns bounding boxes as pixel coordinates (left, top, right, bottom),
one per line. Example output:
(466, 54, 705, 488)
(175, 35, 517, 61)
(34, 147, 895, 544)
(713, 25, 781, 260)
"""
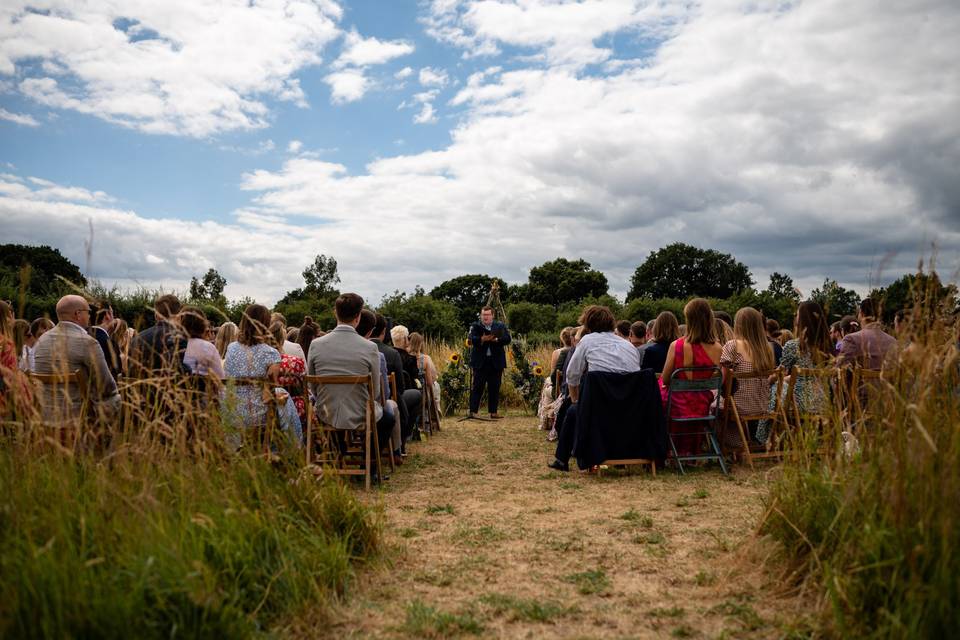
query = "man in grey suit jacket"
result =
(306, 293, 394, 447)
(33, 295, 121, 424)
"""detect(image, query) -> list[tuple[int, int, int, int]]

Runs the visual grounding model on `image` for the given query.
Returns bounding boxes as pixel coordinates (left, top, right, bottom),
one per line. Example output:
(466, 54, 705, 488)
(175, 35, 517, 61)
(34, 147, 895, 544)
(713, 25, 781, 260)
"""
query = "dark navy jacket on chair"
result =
(573, 370, 668, 470)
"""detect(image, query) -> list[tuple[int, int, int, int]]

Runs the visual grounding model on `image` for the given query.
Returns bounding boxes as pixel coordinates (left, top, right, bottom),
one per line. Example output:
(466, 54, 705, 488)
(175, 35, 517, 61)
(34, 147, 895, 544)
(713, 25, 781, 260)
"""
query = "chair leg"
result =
(372, 424, 383, 485)
(731, 404, 754, 470)
(668, 428, 685, 476)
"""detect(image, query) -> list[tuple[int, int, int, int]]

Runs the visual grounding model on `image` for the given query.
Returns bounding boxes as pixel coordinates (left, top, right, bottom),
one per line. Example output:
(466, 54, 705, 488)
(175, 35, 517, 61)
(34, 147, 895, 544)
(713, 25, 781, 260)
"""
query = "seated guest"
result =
(1, 301, 34, 418)
(757, 301, 833, 443)
(108, 318, 130, 377)
(92, 305, 121, 377)
(269, 320, 307, 430)
(548, 305, 641, 471)
(296, 316, 321, 364)
(129, 294, 189, 377)
(32, 295, 120, 423)
(640, 311, 680, 374)
(408, 332, 440, 418)
(660, 298, 723, 458)
(286, 327, 299, 342)
(275, 314, 306, 360)
(615, 320, 632, 339)
(180, 306, 224, 379)
(223, 304, 302, 447)
(837, 299, 897, 370)
(715, 317, 735, 344)
(765, 318, 784, 364)
(777, 329, 793, 346)
(549, 327, 576, 399)
(373, 313, 420, 450)
(13, 319, 30, 371)
(307, 294, 394, 470)
(721, 307, 776, 448)
(357, 310, 402, 461)
(215, 322, 238, 361)
(628, 321, 647, 350)
(390, 324, 421, 392)
(715, 311, 734, 329)
(20, 317, 53, 372)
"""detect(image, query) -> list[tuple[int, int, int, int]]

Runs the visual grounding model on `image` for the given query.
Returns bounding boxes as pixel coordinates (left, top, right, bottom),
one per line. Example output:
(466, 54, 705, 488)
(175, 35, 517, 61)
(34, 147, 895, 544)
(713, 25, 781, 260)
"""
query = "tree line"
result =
(1, 243, 955, 343)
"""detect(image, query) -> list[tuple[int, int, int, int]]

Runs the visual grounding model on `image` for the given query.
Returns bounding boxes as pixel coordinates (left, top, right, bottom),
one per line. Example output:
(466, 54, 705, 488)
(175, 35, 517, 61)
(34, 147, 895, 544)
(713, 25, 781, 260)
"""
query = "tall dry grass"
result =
(0, 369, 381, 638)
(761, 304, 959, 637)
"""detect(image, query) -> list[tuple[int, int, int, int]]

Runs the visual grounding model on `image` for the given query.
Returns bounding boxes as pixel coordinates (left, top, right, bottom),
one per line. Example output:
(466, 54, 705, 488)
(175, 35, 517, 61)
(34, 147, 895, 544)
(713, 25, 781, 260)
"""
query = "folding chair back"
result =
(721, 369, 784, 468)
(421, 375, 441, 435)
(303, 374, 379, 490)
(664, 366, 726, 475)
(29, 369, 88, 449)
(226, 377, 279, 455)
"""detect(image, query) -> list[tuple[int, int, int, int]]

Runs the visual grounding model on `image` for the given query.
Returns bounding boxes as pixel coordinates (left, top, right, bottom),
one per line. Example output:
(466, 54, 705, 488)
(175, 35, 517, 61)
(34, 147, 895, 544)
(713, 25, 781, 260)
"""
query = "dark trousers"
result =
(469, 362, 503, 414)
(554, 401, 578, 463)
(401, 389, 421, 441)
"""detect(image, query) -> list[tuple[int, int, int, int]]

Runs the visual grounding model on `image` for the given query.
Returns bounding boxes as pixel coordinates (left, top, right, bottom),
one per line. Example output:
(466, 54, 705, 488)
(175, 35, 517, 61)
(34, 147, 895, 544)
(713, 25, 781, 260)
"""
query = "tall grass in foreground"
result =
(1, 373, 381, 638)
(762, 306, 959, 637)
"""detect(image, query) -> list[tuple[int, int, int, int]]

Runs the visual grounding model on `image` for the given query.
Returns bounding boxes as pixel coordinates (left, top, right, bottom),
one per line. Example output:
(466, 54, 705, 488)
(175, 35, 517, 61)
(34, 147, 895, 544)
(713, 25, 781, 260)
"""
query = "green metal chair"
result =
(664, 366, 727, 475)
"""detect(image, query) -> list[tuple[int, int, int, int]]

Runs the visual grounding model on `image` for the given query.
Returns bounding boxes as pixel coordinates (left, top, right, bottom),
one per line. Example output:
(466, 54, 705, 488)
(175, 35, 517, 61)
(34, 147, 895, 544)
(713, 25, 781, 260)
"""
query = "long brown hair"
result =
(652, 311, 680, 343)
(683, 298, 716, 345)
(297, 316, 319, 358)
(733, 307, 775, 372)
(238, 304, 271, 347)
(408, 332, 425, 355)
(0, 300, 13, 341)
(795, 301, 833, 363)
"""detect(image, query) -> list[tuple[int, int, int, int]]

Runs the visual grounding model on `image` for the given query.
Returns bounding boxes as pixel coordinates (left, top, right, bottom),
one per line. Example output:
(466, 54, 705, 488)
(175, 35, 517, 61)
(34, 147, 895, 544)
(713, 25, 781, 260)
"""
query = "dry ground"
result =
(306, 414, 811, 639)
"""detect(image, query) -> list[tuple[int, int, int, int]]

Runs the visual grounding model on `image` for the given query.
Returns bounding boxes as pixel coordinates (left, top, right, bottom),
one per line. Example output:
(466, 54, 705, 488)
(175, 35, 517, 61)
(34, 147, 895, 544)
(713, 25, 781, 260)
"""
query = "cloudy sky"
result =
(1, 0, 958, 304)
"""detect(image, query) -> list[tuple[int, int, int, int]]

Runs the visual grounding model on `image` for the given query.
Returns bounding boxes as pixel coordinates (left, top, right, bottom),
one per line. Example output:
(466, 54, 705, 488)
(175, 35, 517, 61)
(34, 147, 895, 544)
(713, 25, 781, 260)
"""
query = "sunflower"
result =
(533, 365, 544, 376)
(464, 338, 471, 347)
(449, 353, 461, 364)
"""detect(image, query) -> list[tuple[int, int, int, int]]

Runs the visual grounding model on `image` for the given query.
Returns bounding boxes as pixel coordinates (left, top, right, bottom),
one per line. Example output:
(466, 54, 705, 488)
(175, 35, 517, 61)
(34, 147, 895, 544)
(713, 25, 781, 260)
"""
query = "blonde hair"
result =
(408, 332, 425, 355)
(683, 298, 715, 345)
(733, 307, 775, 372)
(215, 321, 238, 358)
(559, 326, 575, 347)
(777, 328, 794, 346)
(390, 324, 409, 348)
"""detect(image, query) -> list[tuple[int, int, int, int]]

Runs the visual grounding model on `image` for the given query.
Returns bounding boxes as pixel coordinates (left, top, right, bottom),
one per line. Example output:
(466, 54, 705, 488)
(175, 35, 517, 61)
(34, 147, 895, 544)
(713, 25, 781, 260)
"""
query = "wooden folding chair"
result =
(227, 377, 280, 456)
(721, 369, 784, 469)
(303, 374, 381, 490)
(421, 376, 441, 435)
(785, 367, 844, 453)
(29, 369, 88, 449)
(664, 366, 727, 475)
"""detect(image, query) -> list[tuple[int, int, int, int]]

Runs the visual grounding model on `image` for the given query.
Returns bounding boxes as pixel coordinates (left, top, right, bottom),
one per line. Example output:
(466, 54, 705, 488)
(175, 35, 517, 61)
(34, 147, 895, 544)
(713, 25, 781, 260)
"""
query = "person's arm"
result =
(660, 340, 678, 387)
(836, 335, 857, 368)
(370, 347, 381, 404)
(496, 323, 512, 346)
(87, 338, 119, 402)
(469, 323, 484, 349)
(425, 355, 438, 387)
(549, 348, 560, 371)
(207, 342, 225, 379)
(563, 341, 587, 401)
(569, 384, 580, 403)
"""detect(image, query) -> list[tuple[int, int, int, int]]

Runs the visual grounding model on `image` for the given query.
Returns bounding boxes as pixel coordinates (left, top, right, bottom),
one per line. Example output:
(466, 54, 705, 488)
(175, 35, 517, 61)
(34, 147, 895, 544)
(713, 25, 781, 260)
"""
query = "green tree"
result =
(810, 278, 861, 320)
(377, 291, 462, 341)
(0, 244, 86, 296)
(526, 258, 608, 308)
(766, 272, 801, 303)
(505, 302, 557, 335)
(430, 274, 506, 328)
(302, 254, 340, 296)
(628, 243, 753, 300)
(189, 268, 227, 303)
(869, 271, 957, 323)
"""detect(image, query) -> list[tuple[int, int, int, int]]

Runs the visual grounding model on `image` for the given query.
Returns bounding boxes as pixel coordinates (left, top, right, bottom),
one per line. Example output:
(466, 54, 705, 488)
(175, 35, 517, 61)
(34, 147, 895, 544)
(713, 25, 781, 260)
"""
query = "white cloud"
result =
(333, 29, 414, 68)
(324, 69, 370, 104)
(0, 106, 39, 126)
(413, 103, 437, 124)
(418, 66, 449, 87)
(0, 1, 342, 137)
(287, 139, 303, 153)
(394, 66, 413, 79)
(3, 1, 958, 303)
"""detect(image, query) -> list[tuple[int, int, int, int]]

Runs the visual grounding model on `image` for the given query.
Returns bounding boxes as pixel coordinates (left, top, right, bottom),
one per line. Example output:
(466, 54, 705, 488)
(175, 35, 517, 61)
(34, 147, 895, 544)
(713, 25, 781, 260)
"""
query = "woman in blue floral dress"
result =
(223, 304, 302, 447)
(757, 301, 833, 444)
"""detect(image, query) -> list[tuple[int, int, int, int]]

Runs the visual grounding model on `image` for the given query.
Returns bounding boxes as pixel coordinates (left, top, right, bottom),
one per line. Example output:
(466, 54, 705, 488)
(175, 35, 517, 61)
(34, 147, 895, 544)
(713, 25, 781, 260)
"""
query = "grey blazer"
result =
(32, 321, 121, 423)
(306, 324, 382, 430)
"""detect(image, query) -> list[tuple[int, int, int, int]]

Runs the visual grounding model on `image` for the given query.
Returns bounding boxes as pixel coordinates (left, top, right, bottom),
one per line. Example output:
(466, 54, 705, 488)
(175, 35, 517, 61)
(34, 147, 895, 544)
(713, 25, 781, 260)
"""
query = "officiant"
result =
(468, 306, 512, 419)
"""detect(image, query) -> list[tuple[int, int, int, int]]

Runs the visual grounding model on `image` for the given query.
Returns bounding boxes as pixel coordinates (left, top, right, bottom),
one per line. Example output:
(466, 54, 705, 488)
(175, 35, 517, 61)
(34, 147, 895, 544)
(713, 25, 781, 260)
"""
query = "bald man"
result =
(33, 295, 120, 424)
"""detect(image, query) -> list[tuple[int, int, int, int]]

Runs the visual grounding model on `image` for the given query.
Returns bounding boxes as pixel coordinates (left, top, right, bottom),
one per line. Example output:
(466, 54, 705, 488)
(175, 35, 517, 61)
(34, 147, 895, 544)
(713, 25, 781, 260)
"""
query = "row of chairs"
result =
(17, 370, 442, 491)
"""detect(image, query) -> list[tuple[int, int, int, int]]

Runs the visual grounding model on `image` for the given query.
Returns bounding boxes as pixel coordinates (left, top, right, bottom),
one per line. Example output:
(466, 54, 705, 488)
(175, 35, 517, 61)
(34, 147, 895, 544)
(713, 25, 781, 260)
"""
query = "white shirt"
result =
(283, 340, 305, 360)
(184, 338, 225, 378)
(565, 331, 641, 388)
(19, 344, 35, 372)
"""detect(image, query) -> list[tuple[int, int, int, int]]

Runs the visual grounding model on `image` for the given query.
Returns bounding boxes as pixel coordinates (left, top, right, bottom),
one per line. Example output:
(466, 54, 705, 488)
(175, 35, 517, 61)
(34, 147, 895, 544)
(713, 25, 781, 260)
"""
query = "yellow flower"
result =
(449, 353, 461, 364)
(533, 365, 544, 376)
(464, 338, 471, 347)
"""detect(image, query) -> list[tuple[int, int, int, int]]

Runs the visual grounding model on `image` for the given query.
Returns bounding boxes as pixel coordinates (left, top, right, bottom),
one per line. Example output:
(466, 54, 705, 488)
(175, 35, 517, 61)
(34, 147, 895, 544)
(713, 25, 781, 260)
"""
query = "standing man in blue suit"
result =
(468, 306, 511, 419)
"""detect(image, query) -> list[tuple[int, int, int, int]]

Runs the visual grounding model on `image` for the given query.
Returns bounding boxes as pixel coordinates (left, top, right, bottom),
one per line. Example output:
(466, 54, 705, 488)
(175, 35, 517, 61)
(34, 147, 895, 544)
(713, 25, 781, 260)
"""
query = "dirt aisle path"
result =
(313, 415, 805, 639)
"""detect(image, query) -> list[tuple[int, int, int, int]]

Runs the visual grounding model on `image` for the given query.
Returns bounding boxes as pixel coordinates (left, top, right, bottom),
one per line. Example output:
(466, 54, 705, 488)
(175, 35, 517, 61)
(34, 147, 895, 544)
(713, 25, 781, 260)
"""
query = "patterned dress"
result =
(720, 340, 774, 448)
(756, 339, 826, 444)
(223, 342, 302, 445)
(278, 353, 307, 428)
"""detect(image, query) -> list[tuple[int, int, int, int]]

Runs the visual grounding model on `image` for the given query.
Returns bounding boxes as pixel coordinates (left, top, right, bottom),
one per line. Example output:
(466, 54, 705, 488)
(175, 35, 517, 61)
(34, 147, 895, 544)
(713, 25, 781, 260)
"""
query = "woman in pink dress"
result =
(660, 298, 723, 457)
